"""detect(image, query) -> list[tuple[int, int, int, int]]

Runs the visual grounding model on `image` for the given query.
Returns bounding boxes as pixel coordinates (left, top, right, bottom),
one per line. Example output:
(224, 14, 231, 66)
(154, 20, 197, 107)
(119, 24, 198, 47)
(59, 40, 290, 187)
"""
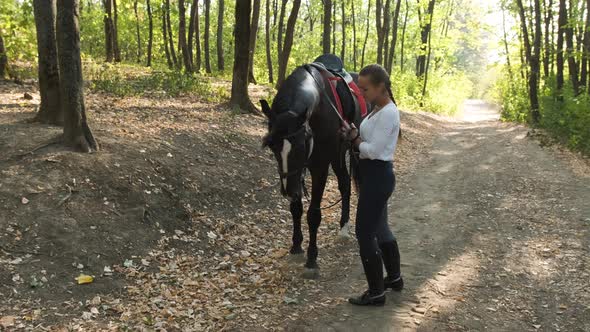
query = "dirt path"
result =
(289, 100, 590, 332)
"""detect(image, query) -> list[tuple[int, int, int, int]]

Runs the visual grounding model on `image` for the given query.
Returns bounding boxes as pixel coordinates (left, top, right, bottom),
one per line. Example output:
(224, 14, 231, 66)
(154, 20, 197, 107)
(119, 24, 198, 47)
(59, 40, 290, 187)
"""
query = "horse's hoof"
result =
(286, 253, 306, 264)
(302, 268, 320, 279)
(290, 247, 305, 255)
(338, 223, 351, 239)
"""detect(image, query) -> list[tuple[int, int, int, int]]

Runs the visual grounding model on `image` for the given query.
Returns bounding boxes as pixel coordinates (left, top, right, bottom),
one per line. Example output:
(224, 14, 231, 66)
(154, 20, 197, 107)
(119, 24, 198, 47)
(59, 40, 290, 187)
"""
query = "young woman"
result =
(343, 64, 403, 306)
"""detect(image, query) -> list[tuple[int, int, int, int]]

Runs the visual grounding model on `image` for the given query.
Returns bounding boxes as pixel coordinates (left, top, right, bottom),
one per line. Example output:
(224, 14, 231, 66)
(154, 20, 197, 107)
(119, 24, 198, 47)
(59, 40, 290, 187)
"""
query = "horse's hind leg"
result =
(289, 199, 304, 255)
(303, 163, 329, 279)
(331, 160, 351, 238)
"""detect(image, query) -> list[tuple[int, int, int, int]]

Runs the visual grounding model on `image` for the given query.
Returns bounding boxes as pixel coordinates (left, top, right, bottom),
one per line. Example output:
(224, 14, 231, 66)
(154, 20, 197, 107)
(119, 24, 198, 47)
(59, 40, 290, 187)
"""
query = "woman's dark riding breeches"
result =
(355, 159, 396, 257)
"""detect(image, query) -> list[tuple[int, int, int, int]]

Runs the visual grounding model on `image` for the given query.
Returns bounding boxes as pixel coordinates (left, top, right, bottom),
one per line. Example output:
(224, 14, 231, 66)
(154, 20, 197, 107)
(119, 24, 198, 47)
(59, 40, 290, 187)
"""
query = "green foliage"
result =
(540, 88, 590, 154)
(492, 68, 530, 123)
(85, 60, 228, 101)
(0, 0, 36, 62)
(494, 66, 590, 155)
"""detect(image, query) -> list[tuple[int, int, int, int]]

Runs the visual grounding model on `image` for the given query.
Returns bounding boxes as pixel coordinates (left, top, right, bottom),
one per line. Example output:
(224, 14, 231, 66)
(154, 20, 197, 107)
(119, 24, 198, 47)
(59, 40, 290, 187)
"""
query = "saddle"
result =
(309, 54, 368, 123)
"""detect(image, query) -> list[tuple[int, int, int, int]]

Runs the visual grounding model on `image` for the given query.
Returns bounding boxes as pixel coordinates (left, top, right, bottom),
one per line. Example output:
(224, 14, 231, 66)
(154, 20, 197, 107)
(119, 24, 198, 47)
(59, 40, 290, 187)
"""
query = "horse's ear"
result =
(260, 99, 272, 119)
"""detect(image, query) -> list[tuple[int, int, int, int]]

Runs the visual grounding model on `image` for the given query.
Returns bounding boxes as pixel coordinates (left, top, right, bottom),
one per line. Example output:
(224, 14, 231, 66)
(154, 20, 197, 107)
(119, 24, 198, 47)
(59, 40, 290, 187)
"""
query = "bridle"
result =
(275, 124, 312, 179)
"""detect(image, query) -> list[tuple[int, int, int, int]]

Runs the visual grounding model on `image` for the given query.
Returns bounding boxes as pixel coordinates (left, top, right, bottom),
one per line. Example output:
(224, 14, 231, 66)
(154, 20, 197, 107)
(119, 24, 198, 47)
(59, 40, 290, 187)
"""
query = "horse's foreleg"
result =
(289, 199, 304, 255)
(332, 161, 351, 238)
(303, 165, 329, 279)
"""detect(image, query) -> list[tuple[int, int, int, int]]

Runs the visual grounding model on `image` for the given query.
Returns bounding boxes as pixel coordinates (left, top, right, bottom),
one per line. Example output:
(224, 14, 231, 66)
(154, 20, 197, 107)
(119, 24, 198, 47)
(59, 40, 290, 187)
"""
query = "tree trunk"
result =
(386, 0, 402, 73)
(341, 0, 346, 62)
(502, 6, 513, 79)
(231, 0, 256, 113)
(543, 0, 553, 78)
(113, 0, 121, 61)
(361, 0, 371, 68)
(56, 0, 99, 152)
(248, 0, 261, 84)
(188, 0, 197, 67)
(351, 0, 357, 70)
(134, 0, 142, 62)
(165, 0, 178, 67)
(33, 0, 63, 125)
(265, 0, 273, 83)
(276, 0, 301, 88)
(104, 0, 115, 62)
(564, 0, 579, 93)
(580, 0, 590, 89)
(420, 0, 434, 106)
(179, 0, 192, 72)
(557, 0, 566, 90)
(147, 0, 153, 66)
(382, 0, 391, 66)
(332, 2, 336, 54)
(400, 0, 408, 72)
(162, 6, 173, 68)
(204, 0, 212, 73)
(277, 0, 287, 63)
(532, 0, 542, 122)
(323, 0, 332, 54)
(0, 34, 7, 79)
(195, 0, 202, 71)
(216, 0, 225, 71)
(416, 0, 436, 77)
(516, 0, 541, 123)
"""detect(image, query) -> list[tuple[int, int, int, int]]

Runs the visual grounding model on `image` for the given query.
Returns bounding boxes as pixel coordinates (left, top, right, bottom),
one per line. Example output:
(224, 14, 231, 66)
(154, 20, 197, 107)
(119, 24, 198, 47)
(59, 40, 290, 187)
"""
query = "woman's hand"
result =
(341, 124, 359, 142)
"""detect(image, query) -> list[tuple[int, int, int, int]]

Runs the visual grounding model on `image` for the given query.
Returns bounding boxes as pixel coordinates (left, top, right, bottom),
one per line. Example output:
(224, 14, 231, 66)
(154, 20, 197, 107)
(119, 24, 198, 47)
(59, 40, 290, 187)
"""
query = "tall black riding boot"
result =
(348, 252, 386, 306)
(379, 241, 404, 291)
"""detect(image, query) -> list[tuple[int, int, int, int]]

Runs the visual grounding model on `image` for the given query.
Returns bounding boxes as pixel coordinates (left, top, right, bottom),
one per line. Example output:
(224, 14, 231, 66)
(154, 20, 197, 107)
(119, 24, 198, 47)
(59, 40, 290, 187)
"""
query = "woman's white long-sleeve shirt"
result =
(358, 102, 400, 161)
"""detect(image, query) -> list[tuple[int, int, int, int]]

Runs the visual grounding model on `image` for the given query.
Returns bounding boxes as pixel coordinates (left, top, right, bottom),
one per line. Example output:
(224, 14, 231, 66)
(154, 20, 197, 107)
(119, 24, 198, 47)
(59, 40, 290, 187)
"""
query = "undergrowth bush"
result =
(84, 60, 229, 102)
(493, 68, 590, 155)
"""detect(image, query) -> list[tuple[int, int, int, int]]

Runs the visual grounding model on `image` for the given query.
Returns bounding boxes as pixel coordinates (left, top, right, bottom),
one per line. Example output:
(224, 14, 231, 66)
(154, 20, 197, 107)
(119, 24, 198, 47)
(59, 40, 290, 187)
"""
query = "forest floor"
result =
(0, 79, 589, 331)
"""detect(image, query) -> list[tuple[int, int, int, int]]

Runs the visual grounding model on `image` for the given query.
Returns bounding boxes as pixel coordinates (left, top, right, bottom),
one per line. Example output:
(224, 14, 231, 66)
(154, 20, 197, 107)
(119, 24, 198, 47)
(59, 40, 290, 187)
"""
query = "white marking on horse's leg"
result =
(281, 140, 292, 191)
(307, 137, 314, 159)
(338, 222, 350, 238)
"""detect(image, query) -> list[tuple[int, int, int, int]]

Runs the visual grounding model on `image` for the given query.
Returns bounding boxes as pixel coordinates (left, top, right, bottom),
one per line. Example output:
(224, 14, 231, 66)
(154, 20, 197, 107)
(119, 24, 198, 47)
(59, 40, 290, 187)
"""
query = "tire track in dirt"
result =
(287, 100, 590, 332)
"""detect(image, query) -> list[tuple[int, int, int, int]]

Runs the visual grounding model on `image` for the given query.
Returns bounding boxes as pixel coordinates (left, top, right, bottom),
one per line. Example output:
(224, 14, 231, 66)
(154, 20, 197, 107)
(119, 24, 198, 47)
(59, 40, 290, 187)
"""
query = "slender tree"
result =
(165, 0, 178, 67)
(265, 0, 273, 83)
(217, 0, 225, 71)
(162, 4, 173, 68)
(56, 0, 99, 152)
(386, 0, 402, 73)
(33, 0, 62, 125)
(133, 0, 142, 62)
(361, 0, 372, 67)
(416, 0, 436, 77)
(277, 0, 287, 63)
(188, 0, 197, 67)
(231, 0, 256, 113)
(204, 0, 212, 73)
(557, 0, 566, 90)
(563, 0, 579, 93)
(323, 0, 332, 54)
(276, 0, 301, 87)
(248, 0, 261, 83)
(516, 0, 541, 122)
(146, 0, 153, 66)
(179, 0, 192, 72)
(400, 0, 408, 71)
(341, 0, 346, 61)
(351, 0, 358, 70)
(543, 0, 553, 78)
(0, 34, 7, 78)
(583, 0, 590, 91)
(195, 0, 202, 71)
(103, 0, 118, 62)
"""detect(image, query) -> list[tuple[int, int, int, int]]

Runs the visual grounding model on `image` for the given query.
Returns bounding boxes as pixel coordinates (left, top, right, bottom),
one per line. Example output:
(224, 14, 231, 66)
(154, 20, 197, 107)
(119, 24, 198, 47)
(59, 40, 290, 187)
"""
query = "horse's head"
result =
(260, 99, 313, 201)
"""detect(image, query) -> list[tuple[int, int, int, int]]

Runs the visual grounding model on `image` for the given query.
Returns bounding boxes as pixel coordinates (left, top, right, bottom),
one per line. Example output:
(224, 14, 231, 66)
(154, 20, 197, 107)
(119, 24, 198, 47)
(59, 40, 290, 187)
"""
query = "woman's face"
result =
(358, 75, 384, 104)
